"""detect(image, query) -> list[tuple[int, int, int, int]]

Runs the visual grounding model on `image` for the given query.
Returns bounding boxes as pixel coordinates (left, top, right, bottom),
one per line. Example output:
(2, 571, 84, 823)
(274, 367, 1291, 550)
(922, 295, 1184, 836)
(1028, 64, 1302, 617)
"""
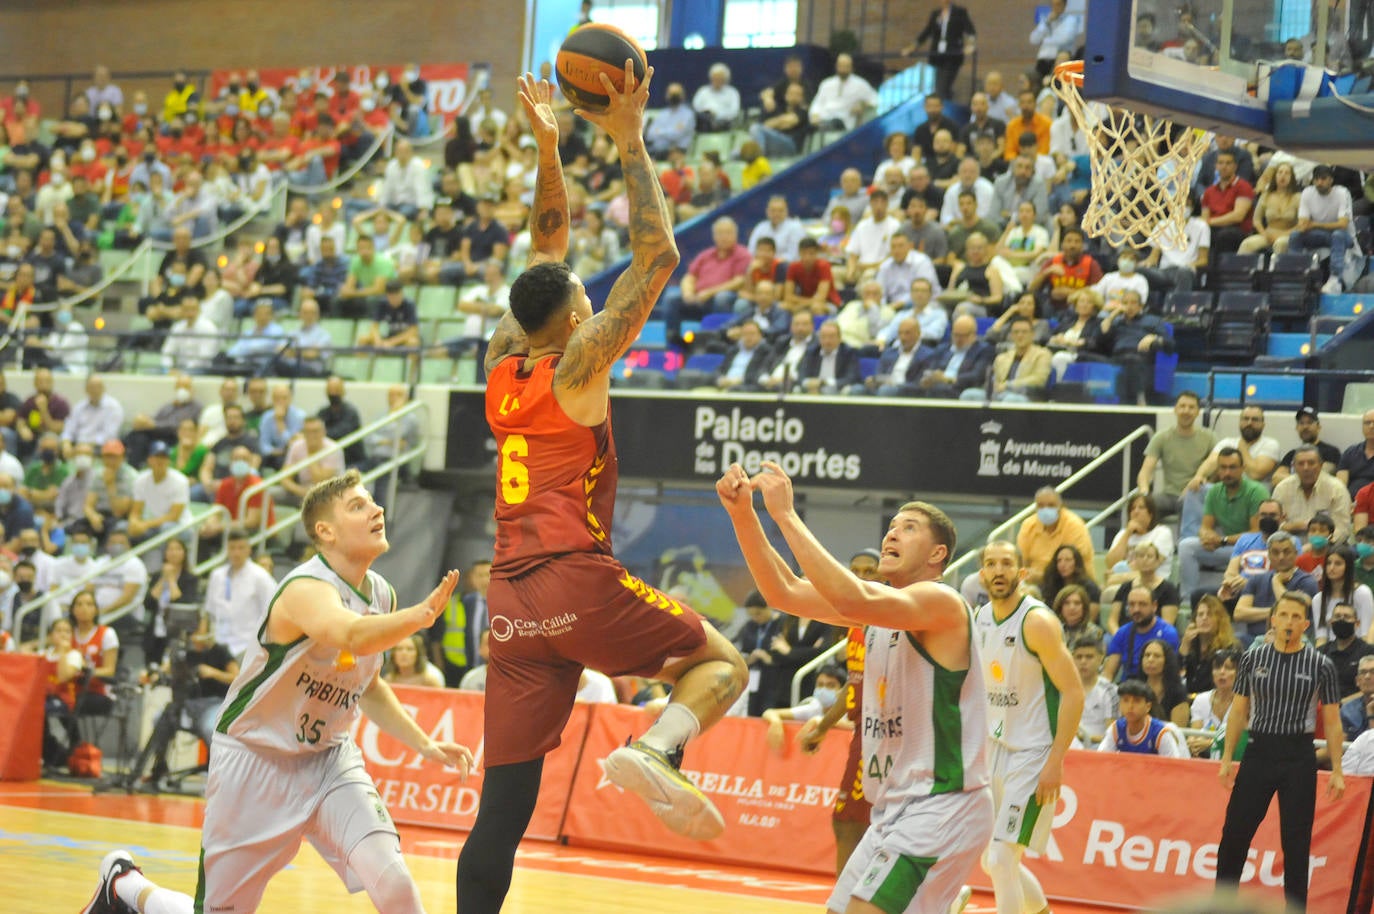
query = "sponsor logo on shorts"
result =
(488, 612, 579, 641)
(1008, 803, 1021, 833)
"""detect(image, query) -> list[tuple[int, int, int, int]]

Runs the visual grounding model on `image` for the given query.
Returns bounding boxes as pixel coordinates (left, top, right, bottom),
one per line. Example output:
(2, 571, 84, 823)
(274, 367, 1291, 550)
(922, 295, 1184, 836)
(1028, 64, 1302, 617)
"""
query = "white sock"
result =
(143, 888, 195, 914)
(113, 871, 193, 914)
(639, 703, 701, 754)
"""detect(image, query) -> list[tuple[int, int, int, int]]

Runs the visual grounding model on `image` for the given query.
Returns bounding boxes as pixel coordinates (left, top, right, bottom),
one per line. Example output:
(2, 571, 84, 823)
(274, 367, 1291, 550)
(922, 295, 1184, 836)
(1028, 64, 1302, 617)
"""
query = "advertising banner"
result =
(208, 63, 475, 126)
(1002, 751, 1371, 911)
(0, 654, 45, 781)
(353, 687, 588, 840)
(561, 703, 850, 875)
(446, 391, 1152, 500)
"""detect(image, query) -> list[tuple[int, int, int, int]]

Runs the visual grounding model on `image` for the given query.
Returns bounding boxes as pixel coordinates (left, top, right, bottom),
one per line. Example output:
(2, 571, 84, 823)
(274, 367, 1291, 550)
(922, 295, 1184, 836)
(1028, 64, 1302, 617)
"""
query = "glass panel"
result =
(722, 0, 799, 49)
(593, 0, 663, 50)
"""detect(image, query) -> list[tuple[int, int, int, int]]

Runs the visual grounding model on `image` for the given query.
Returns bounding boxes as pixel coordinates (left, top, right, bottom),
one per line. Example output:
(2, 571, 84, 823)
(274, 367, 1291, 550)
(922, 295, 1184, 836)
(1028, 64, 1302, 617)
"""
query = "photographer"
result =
(139, 625, 238, 789)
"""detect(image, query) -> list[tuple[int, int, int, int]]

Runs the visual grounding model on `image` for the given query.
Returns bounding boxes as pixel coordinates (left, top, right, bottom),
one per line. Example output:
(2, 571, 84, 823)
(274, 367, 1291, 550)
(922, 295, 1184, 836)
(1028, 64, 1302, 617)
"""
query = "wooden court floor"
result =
(0, 781, 1100, 913)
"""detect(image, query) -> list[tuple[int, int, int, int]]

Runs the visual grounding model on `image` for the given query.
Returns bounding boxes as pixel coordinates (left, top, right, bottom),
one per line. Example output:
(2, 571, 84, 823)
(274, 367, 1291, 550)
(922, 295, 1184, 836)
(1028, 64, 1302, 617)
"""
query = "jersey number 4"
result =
(500, 434, 530, 504)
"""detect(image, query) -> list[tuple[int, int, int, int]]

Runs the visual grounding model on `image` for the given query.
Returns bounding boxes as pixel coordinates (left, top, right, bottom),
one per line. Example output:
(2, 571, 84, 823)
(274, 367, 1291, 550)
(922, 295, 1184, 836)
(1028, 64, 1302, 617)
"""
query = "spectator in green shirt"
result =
(1179, 446, 1267, 608)
(22, 431, 69, 519)
(336, 235, 395, 319)
(170, 417, 214, 503)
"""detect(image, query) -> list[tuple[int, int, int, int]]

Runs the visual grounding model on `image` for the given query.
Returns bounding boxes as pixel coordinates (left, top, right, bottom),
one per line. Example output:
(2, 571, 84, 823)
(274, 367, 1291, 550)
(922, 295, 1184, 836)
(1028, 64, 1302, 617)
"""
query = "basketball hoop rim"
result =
(1053, 60, 1085, 87)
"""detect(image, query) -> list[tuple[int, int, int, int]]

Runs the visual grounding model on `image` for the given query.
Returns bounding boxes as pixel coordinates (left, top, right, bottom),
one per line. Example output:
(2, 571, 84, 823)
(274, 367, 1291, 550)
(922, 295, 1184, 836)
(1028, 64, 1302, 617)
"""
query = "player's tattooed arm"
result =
(517, 73, 569, 264)
(484, 311, 529, 374)
(557, 133, 678, 389)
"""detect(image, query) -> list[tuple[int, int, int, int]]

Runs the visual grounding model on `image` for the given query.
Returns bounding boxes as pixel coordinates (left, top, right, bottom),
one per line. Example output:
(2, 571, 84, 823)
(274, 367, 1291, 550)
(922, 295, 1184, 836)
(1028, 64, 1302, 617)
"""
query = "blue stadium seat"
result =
(636, 321, 667, 348)
(859, 357, 879, 379)
(1319, 293, 1370, 318)
(1058, 361, 1121, 404)
(699, 313, 734, 333)
(682, 352, 725, 373)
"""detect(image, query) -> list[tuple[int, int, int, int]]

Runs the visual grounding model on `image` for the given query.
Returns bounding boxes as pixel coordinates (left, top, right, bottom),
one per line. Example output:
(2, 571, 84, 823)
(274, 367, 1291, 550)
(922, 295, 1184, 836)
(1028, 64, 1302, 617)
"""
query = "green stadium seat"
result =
(417, 285, 459, 320)
(330, 354, 372, 381)
(320, 318, 356, 347)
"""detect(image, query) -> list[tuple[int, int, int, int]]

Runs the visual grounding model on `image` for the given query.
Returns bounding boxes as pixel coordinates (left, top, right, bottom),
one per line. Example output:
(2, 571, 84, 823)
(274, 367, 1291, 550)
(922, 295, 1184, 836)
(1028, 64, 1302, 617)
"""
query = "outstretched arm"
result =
(555, 63, 680, 412)
(752, 461, 964, 632)
(716, 464, 846, 625)
(518, 73, 569, 265)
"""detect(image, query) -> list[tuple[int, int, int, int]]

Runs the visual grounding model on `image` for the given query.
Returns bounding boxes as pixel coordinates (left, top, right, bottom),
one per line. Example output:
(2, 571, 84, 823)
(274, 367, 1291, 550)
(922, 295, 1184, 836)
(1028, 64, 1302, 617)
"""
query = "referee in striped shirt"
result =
(1216, 591, 1345, 909)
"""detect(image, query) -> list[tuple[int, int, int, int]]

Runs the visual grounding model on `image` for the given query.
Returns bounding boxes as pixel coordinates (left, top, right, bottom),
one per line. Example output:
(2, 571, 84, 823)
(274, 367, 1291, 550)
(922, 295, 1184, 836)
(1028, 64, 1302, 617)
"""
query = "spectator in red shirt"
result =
(0, 81, 39, 121)
(199, 443, 274, 542)
(293, 93, 327, 138)
(657, 146, 695, 218)
(1029, 226, 1103, 316)
(1200, 149, 1255, 255)
(256, 113, 299, 172)
(285, 118, 340, 185)
(785, 237, 842, 315)
(658, 216, 753, 333)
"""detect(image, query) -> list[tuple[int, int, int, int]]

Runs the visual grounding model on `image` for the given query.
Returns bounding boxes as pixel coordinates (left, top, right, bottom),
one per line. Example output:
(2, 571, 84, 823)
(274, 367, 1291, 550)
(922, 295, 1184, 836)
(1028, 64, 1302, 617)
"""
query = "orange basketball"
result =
(555, 22, 648, 112)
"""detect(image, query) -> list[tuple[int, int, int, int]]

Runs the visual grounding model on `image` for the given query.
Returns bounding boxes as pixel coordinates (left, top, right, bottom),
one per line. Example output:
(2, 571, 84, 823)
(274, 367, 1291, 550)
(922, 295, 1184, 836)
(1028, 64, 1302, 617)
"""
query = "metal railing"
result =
(235, 399, 429, 548)
(10, 503, 230, 639)
(789, 422, 1156, 704)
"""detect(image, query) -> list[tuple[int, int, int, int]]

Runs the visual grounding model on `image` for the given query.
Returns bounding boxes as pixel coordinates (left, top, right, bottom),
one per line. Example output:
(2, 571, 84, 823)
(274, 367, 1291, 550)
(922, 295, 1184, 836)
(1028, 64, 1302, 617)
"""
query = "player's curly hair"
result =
(510, 261, 579, 335)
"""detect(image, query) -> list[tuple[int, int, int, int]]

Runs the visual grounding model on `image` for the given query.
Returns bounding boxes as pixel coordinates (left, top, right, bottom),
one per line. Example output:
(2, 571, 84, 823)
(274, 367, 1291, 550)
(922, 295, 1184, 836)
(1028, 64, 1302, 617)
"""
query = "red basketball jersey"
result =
(486, 354, 618, 578)
(843, 626, 866, 724)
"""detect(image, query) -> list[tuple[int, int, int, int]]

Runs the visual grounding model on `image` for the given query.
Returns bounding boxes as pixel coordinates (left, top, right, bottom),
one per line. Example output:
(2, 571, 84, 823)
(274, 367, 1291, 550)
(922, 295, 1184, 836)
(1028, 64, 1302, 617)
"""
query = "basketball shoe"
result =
(81, 849, 139, 914)
(602, 740, 725, 840)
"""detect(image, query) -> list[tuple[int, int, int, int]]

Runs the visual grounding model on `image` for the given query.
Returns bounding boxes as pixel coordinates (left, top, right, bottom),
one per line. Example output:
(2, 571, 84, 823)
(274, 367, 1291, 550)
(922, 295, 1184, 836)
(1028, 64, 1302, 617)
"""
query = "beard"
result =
(1239, 425, 1261, 443)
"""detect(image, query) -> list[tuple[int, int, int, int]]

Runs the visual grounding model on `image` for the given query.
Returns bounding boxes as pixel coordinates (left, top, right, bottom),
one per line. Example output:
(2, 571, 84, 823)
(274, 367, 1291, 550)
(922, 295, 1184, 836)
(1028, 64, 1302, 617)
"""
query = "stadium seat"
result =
(859, 357, 879, 380)
(330, 354, 372, 381)
(1265, 253, 1322, 321)
(635, 321, 668, 348)
(370, 354, 414, 385)
(320, 319, 357, 347)
(1211, 253, 1264, 292)
(699, 313, 734, 333)
(1209, 291, 1269, 361)
(417, 286, 459, 320)
(1343, 382, 1374, 414)
(1054, 361, 1121, 404)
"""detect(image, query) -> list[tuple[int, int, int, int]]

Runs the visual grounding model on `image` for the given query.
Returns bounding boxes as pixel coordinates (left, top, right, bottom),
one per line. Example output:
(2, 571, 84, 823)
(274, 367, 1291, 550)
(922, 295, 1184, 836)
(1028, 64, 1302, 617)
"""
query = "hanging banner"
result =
(208, 63, 478, 126)
(446, 390, 1152, 500)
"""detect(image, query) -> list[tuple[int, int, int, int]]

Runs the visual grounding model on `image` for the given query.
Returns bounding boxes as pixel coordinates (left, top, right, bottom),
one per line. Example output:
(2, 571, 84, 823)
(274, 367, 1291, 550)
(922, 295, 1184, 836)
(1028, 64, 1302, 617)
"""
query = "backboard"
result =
(1081, 0, 1374, 165)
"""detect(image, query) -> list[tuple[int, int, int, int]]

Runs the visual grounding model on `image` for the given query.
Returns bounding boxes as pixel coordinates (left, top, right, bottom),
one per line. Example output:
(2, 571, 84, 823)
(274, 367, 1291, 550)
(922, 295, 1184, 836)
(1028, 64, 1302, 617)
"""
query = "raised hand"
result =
(573, 60, 653, 145)
(416, 569, 461, 626)
(715, 463, 754, 515)
(750, 460, 796, 519)
(516, 73, 559, 151)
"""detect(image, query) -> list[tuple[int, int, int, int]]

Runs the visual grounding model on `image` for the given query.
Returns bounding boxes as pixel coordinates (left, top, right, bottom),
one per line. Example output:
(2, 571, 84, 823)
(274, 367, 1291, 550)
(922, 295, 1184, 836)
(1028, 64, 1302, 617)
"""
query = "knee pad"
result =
(350, 832, 423, 914)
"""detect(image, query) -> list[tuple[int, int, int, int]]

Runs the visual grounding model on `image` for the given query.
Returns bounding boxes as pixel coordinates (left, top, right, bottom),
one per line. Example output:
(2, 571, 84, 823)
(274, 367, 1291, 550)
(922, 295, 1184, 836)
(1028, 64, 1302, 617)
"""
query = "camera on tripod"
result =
(160, 606, 207, 701)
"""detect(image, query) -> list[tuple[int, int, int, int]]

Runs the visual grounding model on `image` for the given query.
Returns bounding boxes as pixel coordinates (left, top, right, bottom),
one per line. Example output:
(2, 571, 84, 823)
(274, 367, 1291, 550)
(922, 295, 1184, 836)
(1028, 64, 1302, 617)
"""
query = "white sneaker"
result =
(602, 741, 725, 840)
(81, 849, 138, 914)
(1322, 276, 1344, 294)
(948, 884, 973, 914)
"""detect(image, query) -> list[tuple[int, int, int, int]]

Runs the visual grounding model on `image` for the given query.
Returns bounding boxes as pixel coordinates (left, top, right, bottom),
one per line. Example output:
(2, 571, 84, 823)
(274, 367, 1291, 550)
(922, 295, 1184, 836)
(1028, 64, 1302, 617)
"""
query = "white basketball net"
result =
(1051, 62, 1212, 249)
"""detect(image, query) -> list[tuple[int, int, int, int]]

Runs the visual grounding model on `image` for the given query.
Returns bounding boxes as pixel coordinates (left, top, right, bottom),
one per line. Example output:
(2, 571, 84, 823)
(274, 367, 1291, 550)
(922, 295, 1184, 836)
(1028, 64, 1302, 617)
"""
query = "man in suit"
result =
(1095, 288, 1174, 405)
(732, 590, 789, 716)
(917, 313, 994, 397)
(903, 3, 977, 103)
(861, 316, 932, 397)
(712, 318, 775, 392)
(963, 314, 1053, 402)
(797, 319, 861, 394)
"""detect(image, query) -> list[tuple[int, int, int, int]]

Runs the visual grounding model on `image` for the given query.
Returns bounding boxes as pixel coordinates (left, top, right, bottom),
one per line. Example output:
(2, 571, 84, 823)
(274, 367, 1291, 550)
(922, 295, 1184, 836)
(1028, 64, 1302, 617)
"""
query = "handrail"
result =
(11, 504, 230, 639)
(410, 118, 456, 149)
(790, 639, 847, 706)
(31, 239, 159, 313)
(790, 424, 1155, 705)
(941, 423, 1156, 587)
(193, 411, 429, 577)
(235, 399, 429, 542)
(283, 125, 395, 196)
(148, 181, 288, 252)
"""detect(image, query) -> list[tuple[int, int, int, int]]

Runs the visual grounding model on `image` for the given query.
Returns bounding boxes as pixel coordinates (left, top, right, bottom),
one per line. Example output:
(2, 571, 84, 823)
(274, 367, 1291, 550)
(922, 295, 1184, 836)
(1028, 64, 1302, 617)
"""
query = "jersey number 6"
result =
(500, 434, 530, 504)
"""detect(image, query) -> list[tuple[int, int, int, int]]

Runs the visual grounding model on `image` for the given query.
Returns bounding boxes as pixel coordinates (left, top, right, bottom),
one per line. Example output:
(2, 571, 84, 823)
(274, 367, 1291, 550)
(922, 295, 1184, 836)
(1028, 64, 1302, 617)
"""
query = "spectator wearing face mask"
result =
(1093, 249, 1150, 308)
(124, 374, 202, 468)
(199, 445, 272, 545)
(644, 82, 695, 160)
(761, 664, 848, 752)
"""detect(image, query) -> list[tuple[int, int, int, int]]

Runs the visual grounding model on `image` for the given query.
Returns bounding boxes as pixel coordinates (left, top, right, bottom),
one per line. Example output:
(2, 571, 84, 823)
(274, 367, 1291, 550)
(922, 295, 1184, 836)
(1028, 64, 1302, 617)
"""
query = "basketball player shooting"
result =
(454, 66, 748, 913)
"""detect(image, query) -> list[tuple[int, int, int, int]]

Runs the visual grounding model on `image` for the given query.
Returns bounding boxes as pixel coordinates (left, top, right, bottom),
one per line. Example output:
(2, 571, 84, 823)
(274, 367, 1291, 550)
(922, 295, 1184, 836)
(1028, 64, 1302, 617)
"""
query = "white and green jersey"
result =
(861, 599, 989, 828)
(214, 555, 395, 755)
(973, 593, 1060, 752)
